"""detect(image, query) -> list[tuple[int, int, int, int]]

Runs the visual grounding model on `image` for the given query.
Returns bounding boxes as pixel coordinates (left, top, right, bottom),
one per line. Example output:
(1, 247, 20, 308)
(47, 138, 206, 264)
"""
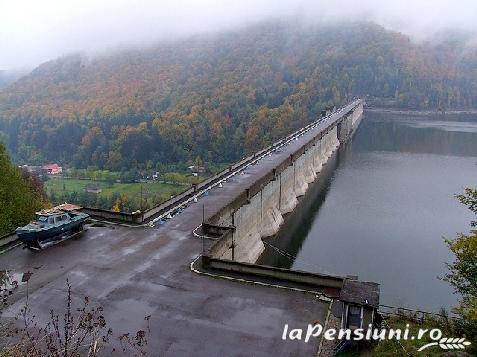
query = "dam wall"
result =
(204, 100, 364, 263)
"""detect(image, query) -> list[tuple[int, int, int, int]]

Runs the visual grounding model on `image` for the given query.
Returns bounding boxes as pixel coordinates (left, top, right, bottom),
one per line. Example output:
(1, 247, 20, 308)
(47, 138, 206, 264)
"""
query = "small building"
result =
(19, 165, 42, 173)
(188, 165, 205, 174)
(42, 163, 63, 175)
(84, 183, 102, 194)
(339, 280, 380, 330)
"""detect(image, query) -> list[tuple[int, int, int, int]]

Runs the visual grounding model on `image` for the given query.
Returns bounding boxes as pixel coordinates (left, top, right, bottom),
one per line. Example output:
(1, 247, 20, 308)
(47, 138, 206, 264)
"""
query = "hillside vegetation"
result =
(0, 143, 45, 235)
(0, 21, 476, 171)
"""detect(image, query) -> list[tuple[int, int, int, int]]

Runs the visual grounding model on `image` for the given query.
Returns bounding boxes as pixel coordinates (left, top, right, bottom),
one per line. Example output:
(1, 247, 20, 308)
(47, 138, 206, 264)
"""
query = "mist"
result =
(1, 0, 477, 70)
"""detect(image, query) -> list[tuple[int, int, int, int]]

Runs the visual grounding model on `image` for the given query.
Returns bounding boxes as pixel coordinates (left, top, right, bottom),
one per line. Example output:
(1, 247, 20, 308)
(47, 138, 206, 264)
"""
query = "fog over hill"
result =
(0, 21, 476, 172)
(0, 69, 31, 90)
(1, 0, 477, 70)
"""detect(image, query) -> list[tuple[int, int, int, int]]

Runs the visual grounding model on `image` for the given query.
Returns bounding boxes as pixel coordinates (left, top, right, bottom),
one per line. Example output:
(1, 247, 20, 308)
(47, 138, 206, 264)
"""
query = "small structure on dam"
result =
(340, 280, 380, 329)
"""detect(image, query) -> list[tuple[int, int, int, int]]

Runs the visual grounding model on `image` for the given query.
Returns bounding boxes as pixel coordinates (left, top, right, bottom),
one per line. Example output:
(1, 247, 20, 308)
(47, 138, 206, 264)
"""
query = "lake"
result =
(258, 110, 477, 312)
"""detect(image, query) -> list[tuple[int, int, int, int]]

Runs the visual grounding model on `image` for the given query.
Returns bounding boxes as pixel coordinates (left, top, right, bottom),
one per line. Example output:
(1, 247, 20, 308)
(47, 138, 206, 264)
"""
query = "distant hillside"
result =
(0, 21, 476, 170)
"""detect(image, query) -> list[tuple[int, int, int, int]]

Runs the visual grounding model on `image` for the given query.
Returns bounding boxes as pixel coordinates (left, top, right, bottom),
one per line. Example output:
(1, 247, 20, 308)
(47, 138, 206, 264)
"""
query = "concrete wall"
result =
(294, 154, 308, 197)
(80, 207, 143, 224)
(202, 256, 345, 289)
(337, 103, 364, 143)
(233, 190, 265, 261)
(205, 101, 364, 263)
(0, 232, 18, 248)
(351, 103, 364, 127)
(280, 164, 297, 214)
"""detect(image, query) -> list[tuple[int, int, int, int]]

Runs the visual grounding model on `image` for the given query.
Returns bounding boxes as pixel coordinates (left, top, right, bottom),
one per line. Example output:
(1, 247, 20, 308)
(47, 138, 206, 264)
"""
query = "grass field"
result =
(45, 177, 186, 200)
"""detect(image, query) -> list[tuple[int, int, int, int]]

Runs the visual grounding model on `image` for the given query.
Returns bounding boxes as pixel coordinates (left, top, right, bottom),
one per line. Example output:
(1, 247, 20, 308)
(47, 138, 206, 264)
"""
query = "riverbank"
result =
(366, 107, 477, 116)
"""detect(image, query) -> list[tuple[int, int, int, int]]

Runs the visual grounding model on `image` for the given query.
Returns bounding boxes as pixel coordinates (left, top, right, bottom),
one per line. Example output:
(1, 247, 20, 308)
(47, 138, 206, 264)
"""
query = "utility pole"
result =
(140, 184, 143, 211)
(231, 212, 235, 261)
(202, 204, 205, 254)
(232, 232, 234, 261)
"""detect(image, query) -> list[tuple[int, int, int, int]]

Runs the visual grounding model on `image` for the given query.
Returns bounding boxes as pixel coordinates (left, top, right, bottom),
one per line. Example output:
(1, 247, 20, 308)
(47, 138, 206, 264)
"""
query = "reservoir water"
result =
(258, 111, 477, 312)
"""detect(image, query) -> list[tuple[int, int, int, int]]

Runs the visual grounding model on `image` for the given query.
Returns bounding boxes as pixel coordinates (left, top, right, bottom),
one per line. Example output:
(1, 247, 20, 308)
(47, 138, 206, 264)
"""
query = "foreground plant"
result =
(1, 278, 151, 356)
(444, 188, 477, 354)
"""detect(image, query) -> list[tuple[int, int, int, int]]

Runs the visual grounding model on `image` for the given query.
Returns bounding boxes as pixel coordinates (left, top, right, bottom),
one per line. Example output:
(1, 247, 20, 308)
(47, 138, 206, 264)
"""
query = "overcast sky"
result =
(1, 0, 476, 70)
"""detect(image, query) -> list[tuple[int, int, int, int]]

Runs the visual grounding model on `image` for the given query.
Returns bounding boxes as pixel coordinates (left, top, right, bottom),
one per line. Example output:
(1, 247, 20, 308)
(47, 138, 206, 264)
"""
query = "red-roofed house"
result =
(42, 163, 63, 175)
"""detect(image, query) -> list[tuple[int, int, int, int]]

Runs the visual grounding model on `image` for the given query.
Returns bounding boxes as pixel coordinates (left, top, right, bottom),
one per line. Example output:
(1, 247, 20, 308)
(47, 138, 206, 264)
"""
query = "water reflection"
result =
(354, 112, 477, 157)
(259, 112, 477, 312)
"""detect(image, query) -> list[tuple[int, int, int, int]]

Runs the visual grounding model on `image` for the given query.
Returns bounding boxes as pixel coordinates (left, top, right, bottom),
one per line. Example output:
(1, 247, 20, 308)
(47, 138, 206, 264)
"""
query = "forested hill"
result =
(0, 21, 476, 171)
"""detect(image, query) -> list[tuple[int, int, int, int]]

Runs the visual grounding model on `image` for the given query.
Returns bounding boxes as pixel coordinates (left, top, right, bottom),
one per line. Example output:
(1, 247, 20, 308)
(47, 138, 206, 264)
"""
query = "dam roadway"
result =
(0, 101, 364, 356)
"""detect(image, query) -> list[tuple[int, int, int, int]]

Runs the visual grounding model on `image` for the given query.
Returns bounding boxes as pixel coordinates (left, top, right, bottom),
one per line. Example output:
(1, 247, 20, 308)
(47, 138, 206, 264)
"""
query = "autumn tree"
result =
(445, 188, 477, 353)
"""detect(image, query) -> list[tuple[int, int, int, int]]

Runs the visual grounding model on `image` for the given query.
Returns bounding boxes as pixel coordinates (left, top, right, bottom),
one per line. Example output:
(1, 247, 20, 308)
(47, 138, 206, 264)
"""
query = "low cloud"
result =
(1, 0, 476, 70)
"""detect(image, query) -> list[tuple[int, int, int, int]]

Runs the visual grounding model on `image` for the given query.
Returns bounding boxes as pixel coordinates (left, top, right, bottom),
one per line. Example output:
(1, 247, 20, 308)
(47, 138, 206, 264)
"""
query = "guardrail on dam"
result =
(201, 99, 363, 264)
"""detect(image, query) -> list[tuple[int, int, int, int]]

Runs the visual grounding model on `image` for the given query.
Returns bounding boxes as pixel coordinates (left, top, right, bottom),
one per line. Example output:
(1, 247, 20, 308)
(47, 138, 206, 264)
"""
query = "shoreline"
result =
(365, 107, 477, 116)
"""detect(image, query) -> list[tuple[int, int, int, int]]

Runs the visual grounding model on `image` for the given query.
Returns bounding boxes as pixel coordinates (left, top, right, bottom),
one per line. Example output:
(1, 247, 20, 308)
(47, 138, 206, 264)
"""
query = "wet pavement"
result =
(0, 124, 335, 356)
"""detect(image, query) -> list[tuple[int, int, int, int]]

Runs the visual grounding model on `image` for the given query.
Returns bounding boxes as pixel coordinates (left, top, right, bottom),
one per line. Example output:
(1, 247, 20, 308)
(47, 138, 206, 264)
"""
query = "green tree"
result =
(0, 143, 45, 235)
(106, 173, 115, 188)
(445, 188, 477, 352)
(49, 189, 57, 204)
(163, 172, 187, 185)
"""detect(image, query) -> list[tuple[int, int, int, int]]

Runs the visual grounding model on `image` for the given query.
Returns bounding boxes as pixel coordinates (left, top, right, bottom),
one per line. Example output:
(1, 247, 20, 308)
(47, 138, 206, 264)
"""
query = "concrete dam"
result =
(203, 99, 364, 263)
(1, 98, 380, 356)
